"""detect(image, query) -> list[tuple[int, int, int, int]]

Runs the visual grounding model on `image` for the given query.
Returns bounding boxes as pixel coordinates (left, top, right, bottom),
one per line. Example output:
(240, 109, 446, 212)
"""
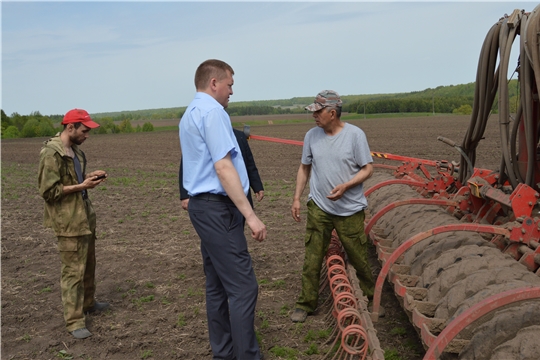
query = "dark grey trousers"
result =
(188, 196, 261, 360)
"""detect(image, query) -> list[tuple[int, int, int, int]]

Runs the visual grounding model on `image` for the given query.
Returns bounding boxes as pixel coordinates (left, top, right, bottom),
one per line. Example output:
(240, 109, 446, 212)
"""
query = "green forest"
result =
(1, 81, 521, 139)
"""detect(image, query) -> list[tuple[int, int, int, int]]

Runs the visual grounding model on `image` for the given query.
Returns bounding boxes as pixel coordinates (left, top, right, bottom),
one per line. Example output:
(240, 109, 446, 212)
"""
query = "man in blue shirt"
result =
(179, 59, 266, 360)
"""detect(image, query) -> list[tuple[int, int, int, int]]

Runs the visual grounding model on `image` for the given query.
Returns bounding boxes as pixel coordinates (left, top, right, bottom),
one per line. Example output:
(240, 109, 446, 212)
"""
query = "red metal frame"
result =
(364, 179, 425, 197)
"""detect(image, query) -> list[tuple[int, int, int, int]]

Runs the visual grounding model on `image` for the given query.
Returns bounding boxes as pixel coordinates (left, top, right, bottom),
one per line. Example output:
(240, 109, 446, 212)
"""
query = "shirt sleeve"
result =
(38, 149, 64, 203)
(203, 108, 238, 164)
(301, 130, 313, 165)
(353, 129, 373, 167)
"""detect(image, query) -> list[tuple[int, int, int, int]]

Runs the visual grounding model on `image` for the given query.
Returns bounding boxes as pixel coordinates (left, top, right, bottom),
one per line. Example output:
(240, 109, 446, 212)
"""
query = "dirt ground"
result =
(1, 114, 502, 359)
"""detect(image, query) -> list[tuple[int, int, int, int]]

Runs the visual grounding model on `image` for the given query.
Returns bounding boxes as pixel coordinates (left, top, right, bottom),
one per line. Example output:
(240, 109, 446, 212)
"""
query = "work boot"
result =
(290, 308, 308, 323)
(70, 328, 92, 339)
(84, 302, 110, 314)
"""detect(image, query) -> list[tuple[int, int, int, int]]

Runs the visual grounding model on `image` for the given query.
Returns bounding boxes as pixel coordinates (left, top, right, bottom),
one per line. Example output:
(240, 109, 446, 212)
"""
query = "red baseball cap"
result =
(62, 108, 100, 128)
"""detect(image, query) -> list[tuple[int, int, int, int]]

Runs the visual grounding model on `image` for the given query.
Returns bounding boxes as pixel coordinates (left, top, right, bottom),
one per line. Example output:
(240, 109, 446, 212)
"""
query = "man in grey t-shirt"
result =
(290, 90, 376, 323)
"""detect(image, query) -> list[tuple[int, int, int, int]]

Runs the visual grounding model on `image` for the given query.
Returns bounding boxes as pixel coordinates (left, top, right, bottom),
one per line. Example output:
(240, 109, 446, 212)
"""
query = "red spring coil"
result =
(325, 240, 369, 360)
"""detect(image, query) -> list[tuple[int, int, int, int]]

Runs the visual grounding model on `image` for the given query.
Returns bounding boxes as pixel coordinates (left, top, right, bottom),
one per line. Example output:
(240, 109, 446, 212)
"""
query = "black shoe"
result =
(85, 302, 110, 314)
(70, 328, 92, 339)
(290, 308, 308, 323)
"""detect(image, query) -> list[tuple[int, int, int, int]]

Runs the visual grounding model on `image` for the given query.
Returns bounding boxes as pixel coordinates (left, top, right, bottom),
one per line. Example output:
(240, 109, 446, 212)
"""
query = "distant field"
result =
(129, 112, 440, 130)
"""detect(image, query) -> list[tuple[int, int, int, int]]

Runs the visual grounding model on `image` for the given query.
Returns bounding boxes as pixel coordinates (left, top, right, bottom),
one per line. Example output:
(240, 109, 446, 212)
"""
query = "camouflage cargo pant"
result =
(57, 233, 96, 332)
(295, 200, 375, 313)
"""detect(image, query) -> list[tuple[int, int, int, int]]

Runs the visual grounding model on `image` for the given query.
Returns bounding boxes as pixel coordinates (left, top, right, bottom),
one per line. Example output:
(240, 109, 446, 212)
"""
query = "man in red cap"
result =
(38, 108, 109, 339)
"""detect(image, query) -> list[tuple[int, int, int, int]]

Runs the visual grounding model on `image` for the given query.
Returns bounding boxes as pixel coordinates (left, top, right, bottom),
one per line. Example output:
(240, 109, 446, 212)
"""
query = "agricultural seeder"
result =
(363, 6, 540, 360)
(247, 6, 540, 359)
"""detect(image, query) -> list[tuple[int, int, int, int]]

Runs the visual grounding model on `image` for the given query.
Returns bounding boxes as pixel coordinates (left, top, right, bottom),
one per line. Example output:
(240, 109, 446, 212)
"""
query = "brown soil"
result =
(1, 114, 502, 359)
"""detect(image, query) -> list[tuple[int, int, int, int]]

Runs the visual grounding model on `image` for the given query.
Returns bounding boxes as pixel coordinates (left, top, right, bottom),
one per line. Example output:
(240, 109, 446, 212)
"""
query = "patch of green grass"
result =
(56, 350, 74, 359)
(145, 282, 155, 289)
(20, 334, 31, 342)
(384, 349, 402, 360)
(140, 349, 153, 359)
(161, 297, 171, 305)
(39, 286, 52, 293)
(108, 176, 136, 186)
(176, 273, 186, 280)
(303, 330, 317, 343)
(270, 346, 298, 360)
(176, 313, 186, 327)
(270, 279, 285, 289)
(317, 328, 331, 339)
(390, 327, 407, 336)
(187, 288, 203, 297)
(304, 343, 319, 355)
(279, 304, 290, 316)
(261, 318, 269, 329)
(255, 330, 263, 349)
(132, 295, 154, 307)
(292, 322, 304, 335)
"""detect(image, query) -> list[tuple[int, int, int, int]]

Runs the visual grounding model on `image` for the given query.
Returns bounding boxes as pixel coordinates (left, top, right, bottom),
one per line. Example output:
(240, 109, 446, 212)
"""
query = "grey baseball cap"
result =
(305, 90, 342, 112)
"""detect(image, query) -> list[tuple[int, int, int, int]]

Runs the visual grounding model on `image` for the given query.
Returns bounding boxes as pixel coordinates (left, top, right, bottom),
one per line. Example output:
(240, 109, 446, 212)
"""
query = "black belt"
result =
(192, 192, 233, 204)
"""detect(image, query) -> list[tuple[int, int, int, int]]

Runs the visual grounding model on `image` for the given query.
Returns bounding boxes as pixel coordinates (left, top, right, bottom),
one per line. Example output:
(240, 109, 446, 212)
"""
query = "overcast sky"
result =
(1, 1, 537, 116)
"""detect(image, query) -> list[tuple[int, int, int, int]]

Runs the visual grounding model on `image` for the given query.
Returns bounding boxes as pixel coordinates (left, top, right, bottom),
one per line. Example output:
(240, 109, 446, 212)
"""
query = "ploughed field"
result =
(1, 115, 501, 359)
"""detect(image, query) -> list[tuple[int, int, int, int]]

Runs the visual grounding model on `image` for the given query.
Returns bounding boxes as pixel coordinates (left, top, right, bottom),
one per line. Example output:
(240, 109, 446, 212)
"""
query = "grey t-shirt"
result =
(301, 122, 372, 216)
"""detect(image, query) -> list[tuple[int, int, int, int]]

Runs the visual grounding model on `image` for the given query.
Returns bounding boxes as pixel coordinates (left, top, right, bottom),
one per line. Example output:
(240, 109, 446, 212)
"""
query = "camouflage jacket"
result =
(38, 135, 96, 237)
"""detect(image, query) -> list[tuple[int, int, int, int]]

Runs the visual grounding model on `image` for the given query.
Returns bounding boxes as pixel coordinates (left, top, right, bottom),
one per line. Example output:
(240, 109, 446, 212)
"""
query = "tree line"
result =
(2, 81, 521, 139)
(1, 110, 154, 139)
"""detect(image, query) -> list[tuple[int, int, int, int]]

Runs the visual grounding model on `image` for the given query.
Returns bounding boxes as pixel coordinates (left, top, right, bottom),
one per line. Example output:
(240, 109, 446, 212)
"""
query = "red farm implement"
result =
(246, 5, 540, 359)
(364, 7, 540, 359)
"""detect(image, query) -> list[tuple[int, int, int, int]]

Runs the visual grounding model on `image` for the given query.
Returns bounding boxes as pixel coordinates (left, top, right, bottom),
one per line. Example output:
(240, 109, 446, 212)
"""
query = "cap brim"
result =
(305, 103, 325, 112)
(83, 120, 100, 129)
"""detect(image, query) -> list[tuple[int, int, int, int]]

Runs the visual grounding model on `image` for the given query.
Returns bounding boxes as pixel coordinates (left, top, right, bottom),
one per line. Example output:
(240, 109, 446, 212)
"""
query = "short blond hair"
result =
(194, 59, 234, 91)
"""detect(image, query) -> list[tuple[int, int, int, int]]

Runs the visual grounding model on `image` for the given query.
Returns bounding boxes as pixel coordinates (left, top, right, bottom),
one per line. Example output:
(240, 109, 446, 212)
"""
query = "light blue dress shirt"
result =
(179, 92, 249, 197)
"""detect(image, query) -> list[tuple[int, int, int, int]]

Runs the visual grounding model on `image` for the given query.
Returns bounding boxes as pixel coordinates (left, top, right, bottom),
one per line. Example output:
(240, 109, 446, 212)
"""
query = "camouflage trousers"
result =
(57, 233, 96, 332)
(296, 200, 375, 313)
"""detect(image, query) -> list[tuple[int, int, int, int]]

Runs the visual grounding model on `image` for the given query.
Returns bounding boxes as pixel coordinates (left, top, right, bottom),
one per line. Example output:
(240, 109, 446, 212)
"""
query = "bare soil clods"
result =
(2, 115, 501, 359)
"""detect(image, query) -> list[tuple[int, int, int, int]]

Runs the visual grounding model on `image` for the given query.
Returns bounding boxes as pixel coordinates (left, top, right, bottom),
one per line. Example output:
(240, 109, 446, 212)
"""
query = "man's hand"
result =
(87, 170, 107, 180)
(291, 199, 302, 222)
(327, 184, 347, 201)
(181, 198, 189, 211)
(246, 214, 266, 242)
(255, 191, 264, 202)
(83, 170, 107, 189)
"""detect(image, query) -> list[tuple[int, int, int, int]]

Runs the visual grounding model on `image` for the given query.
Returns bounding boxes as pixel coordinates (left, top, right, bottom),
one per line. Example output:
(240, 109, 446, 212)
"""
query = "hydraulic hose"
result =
(459, 6, 540, 192)
(498, 15, 520, 189)
(459, 21, 501, 184)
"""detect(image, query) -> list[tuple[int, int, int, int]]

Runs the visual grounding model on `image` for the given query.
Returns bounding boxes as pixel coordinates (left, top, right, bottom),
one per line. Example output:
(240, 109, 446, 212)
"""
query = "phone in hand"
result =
(94, 174, 107, 180)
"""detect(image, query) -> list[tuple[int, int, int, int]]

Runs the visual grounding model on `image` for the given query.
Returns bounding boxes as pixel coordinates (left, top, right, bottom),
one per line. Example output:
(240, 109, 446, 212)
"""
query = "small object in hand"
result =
(94, 174, 107, 180)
